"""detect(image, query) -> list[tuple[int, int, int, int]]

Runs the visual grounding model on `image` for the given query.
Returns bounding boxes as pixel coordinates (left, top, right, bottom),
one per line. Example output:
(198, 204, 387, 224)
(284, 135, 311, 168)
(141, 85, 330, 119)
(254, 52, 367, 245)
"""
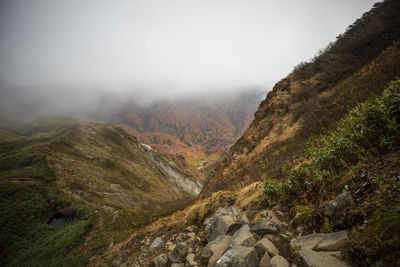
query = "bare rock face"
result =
(290, 231, 348, 251)
(326, 192, 354, 218)
(251, 218, 279, 235)
(205, 206, 242, 242)
(229, 224, 256, 248)
(202, 235, 232, 267)
(268, 255, 289, 267)
(298, 248, 350, 267)
(215, 246, 260, 267)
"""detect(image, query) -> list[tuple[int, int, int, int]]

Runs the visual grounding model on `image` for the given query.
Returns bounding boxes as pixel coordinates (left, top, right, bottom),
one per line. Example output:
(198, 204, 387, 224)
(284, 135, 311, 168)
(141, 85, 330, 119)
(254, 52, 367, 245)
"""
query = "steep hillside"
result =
(201, 0, 400, 197)
(259, 79, 400, 266)
(0, 115, 201, 266)
(107, 90, 265, 170)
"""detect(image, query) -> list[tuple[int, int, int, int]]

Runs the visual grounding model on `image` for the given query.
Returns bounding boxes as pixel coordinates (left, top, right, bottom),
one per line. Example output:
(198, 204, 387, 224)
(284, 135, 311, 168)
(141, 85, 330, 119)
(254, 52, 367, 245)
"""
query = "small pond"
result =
(48, 214, 74, 227)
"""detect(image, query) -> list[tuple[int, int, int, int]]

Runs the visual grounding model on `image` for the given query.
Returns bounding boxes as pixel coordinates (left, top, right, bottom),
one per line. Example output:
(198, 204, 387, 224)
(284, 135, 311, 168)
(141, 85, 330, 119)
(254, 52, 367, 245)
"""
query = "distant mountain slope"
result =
(0, 84, 264, 172)
(201, 0, 400, 197)
(0, 115, 201, 266)
(107, 90, 265, 170)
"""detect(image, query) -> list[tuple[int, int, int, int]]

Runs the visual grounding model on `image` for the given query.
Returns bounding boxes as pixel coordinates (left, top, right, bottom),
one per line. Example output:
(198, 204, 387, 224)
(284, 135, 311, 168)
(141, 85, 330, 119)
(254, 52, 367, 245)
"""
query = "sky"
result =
(0, 0, 378, 100)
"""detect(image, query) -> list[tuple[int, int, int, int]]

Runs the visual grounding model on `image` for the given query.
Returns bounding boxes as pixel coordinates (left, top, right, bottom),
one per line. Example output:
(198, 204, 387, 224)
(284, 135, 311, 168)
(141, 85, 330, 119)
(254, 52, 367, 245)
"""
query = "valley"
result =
(100, 90, 266, 172)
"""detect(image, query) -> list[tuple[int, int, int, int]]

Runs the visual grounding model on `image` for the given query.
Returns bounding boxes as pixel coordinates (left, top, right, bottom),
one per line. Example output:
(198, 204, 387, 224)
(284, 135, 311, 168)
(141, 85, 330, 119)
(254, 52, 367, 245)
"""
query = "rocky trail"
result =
(105, 184, 354, 267)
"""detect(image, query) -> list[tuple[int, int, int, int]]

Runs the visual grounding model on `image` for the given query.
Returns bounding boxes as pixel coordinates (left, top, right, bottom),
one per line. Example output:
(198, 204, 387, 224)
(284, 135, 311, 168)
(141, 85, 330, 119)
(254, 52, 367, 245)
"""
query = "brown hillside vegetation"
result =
(106, 90, 264, 170)
(201, 0, 400, 197)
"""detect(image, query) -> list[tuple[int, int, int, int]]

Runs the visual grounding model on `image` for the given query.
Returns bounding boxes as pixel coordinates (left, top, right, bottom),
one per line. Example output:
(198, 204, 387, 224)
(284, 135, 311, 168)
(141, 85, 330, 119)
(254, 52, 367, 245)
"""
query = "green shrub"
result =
(295, 205, 314, 225)
(262, 177, 283, 206)
(262, 79, 400, 266)
(0, 182, 93, 266)
(320, 216, 333, 233)
(307, 79, 400, 171)
(263, 79, 400, 205)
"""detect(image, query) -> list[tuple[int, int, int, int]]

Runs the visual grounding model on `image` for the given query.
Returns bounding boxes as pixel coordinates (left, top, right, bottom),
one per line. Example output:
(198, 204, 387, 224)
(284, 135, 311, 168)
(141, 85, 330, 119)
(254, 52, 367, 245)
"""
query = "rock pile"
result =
(145, 205, 350, 267)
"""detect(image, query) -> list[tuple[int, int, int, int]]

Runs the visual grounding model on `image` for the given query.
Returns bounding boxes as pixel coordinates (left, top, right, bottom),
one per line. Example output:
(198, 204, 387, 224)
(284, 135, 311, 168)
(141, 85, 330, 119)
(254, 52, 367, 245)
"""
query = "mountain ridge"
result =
(0, 116, 202, 266)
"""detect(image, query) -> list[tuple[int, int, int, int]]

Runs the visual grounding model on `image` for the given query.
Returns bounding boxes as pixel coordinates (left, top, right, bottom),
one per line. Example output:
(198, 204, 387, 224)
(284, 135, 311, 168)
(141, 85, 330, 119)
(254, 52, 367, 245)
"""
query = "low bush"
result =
(0, 149, 56, 182)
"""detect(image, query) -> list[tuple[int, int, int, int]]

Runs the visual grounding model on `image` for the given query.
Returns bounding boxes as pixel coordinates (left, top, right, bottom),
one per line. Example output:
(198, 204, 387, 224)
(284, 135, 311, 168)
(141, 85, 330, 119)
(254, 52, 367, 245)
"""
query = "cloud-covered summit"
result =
(0, 0, 377, 97)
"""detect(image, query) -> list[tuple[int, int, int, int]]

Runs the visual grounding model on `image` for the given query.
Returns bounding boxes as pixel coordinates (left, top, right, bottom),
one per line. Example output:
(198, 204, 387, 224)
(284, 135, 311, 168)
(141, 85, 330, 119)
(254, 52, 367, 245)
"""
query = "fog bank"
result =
(0, 0, 377, 99)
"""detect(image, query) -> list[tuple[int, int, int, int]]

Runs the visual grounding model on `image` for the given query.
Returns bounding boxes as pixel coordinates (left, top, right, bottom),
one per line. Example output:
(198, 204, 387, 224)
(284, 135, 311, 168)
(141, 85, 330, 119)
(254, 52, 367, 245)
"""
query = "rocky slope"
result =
(100, 183, 353, 267)
(0, 115, 201, 266)
(201, 0, 400, 197)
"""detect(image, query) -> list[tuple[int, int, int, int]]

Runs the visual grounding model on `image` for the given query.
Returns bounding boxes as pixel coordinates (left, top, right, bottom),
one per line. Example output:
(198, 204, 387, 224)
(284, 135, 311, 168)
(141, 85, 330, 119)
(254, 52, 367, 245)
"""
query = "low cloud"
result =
(0, 0, 378, 110)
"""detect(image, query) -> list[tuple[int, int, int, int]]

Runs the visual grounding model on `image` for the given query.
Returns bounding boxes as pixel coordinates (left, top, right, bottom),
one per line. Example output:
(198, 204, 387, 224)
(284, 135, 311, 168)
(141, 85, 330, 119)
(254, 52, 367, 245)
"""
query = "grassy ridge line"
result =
(0, 119, 202, 266)
(0, 122, 95, 266)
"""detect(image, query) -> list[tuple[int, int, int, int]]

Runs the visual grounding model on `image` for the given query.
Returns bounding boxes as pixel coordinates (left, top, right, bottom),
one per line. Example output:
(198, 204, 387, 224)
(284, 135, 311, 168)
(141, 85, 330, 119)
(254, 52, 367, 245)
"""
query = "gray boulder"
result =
(268, 255, 289, 267)
(166, 241, 176, 252)
(259, 253, 271, 267)
(315, 231, 348, 251)
(185, 225, 199, 233)
(326, 192, 354, 218)
(187, 232, 196, 238)
(254, 237, 279, 257)
(205, 206, 242, 242)
(186, 253, 197, 266)
(241, 212, 250, 224)
(230, 224, 256, 248)
(298, 248, 350, 267)
(153, 253, 168, 267)
(149, 237, 164, 250)
(260, 210, 279, 221)
(251, 218, 279, 235)
(175, 232, 189, 243)
(202, 235, 232, 267)
(216, 246, 260, 267)
(290, 231, 348, 251)
(261, 210, 287, 228)
(169, 242, 188, 263)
